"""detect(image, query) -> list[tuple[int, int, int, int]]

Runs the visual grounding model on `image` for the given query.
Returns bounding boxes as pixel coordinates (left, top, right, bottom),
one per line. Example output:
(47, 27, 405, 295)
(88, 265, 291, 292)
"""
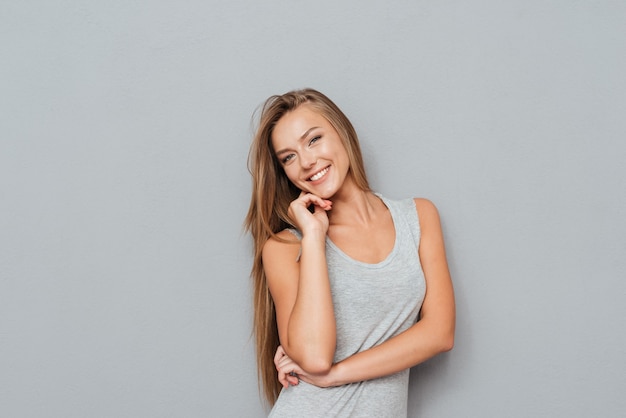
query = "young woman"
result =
(245, 88, 455, 417)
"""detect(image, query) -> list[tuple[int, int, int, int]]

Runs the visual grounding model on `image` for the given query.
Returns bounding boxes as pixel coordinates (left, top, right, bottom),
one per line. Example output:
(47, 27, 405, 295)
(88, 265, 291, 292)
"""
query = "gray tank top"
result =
(268, 196, 426, 418)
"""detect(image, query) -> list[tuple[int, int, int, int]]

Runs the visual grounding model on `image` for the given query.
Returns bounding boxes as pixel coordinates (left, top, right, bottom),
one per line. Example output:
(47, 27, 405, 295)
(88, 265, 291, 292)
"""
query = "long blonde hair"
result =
(244, 88, 369, 405)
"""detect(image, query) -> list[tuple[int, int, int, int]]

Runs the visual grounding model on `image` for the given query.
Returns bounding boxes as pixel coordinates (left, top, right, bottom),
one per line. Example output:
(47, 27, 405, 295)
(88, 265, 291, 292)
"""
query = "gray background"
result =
(2, 1, 625, 417)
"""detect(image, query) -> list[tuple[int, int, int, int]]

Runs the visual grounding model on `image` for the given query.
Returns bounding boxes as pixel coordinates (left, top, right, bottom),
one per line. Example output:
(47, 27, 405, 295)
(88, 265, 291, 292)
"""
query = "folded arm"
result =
(263, 194, 336, 375)
(275, 198, 455, 387)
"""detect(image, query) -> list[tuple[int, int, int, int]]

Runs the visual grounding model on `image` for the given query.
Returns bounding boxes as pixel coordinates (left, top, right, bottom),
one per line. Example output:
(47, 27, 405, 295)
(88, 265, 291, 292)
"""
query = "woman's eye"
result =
(308, 136, 321, 146)
(282, 154, 295, 164)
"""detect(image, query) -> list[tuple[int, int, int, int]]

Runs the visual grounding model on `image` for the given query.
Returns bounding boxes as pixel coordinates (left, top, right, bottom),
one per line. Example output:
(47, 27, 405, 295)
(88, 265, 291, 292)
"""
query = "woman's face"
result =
(271, 104, 351, 199)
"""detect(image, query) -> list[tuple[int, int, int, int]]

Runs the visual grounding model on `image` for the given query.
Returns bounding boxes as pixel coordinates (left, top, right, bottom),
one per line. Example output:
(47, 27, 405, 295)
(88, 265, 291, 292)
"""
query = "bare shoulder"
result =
(413, 198, 441, 228)
(262, 230, 301, 274)
(263, 229, 300, 253)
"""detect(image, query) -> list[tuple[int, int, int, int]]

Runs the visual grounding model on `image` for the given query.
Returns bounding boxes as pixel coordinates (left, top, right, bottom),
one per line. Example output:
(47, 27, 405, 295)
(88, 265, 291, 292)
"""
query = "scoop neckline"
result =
(325, 195, 399, 268)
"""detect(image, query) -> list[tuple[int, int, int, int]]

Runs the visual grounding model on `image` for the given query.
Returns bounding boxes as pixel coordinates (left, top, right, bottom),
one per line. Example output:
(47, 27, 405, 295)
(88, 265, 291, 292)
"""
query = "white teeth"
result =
(309, 167, 329, 181)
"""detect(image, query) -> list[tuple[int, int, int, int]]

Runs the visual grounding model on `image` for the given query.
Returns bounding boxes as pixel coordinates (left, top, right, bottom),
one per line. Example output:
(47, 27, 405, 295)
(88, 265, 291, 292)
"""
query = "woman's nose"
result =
(299, 150, 316, 168)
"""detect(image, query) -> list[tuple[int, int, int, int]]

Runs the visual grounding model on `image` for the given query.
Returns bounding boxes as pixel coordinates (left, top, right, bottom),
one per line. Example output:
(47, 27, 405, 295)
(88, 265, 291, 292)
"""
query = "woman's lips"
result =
(308, 166, 330, 181)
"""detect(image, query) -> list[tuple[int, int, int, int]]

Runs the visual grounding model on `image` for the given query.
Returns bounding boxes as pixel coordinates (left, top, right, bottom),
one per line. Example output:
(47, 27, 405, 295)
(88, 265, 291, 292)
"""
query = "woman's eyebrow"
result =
(299, 126, 320, 140)
(275, 127, 320, 155)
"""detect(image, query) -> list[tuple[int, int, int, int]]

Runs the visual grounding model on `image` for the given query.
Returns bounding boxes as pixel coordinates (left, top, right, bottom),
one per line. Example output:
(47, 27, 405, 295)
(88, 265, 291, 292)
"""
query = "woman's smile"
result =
(271, 104, 351, 198)
(308, 166, 330, 182)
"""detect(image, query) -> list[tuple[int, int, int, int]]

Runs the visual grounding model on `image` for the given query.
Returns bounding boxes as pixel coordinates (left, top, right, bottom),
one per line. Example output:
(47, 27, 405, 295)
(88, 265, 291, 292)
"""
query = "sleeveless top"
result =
(268, 196, 427, 418)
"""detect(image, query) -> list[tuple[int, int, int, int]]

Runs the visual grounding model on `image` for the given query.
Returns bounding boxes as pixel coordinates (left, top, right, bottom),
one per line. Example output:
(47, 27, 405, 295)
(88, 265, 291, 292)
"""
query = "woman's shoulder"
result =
(262, 229, 302, 282)
(410, 198, 443, 236)
(262, 229, 301, 260)
(379, 194, 438, 217)
(382, 195, 440, 229)
(412, 197, 439, 215)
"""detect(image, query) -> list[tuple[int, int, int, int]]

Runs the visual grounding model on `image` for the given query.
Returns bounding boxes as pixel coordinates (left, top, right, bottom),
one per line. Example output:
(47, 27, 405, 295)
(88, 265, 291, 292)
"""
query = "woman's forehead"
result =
(273, 106, 330, 142)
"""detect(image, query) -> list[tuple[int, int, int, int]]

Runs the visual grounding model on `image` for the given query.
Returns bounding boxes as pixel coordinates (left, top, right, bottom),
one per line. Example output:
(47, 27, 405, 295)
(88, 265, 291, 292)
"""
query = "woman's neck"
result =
(327, 185, 382, 228)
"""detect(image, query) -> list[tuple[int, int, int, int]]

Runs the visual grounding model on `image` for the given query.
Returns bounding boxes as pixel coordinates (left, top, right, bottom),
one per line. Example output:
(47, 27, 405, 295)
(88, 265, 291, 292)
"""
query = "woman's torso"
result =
(269, 196, 426, 418)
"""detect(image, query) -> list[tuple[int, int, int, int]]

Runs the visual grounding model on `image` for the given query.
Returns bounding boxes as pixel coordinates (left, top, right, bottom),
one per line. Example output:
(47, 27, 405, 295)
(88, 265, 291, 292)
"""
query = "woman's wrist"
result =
(300, 230, 327, 244)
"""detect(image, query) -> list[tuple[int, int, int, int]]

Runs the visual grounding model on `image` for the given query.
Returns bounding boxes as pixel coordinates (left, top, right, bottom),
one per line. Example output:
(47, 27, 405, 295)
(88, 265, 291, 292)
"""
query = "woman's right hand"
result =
(288, 192, 332, 236)
(274, 345, 302, 388)
(274, 345, 337, 389)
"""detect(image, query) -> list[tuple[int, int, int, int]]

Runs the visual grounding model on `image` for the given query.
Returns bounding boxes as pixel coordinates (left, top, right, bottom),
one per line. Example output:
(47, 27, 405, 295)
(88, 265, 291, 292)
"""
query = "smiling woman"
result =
(244, 89, 455, 417)
(272, 105, 352, 199)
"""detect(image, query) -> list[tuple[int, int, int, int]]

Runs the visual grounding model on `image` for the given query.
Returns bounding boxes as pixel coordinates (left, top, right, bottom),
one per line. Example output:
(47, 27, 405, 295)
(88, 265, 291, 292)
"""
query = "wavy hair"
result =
(244, 88, 369, 405)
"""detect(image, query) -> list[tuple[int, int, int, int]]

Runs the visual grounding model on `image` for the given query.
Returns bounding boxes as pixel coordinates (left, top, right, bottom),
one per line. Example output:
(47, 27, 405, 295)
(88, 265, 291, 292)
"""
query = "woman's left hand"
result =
(274, 345, 335, 388)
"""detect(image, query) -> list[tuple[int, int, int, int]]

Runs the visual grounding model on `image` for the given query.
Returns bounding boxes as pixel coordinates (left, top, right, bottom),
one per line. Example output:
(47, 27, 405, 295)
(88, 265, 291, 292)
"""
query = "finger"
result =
(278, 370, 298, 388)
(287, 372, 299, 386)
(276, 355, 296, 371)
(277, 369, 289, 388)
(276, 359, 297, 388)
(294, 193, 331, 209)
(311, 201, 333, 215)
(273, 345, 286, 366)
(275, 358, 303, 387)
(278, 363, 299, 387)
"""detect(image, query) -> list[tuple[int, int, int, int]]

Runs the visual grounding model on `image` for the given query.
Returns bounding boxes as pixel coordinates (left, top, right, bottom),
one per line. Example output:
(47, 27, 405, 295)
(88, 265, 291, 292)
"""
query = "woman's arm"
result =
(275, 198, 455, 387)
(263, 193, 336, 375)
